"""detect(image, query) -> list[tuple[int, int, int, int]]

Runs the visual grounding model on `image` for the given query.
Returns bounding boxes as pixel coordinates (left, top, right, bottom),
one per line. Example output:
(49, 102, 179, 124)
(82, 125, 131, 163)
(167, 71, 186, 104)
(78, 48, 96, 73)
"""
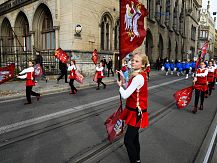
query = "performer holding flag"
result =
(192, 61, 208, 113)
(113, 0, 148, 163)
(67, 60, 78, 94)
(17, 60, 40, 105)
(205, 61, 215, 97)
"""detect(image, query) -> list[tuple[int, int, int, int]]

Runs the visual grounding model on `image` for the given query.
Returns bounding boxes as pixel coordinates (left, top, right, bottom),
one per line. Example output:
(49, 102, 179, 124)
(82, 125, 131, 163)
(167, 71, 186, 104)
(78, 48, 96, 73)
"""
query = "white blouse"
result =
(119, 74, 144, 99)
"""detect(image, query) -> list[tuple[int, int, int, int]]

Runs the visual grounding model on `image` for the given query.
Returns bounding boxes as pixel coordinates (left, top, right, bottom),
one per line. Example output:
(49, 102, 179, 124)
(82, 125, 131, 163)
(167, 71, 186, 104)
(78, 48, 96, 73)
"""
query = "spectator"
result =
(107, 57, 114, 77)
(57, 60, 68, 83)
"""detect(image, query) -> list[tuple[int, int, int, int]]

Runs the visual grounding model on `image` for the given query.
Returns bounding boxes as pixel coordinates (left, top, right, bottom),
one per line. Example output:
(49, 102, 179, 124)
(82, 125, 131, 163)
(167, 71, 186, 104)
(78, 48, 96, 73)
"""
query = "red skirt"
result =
(119, 107, 148, 128)
(194, 84, 208, 92)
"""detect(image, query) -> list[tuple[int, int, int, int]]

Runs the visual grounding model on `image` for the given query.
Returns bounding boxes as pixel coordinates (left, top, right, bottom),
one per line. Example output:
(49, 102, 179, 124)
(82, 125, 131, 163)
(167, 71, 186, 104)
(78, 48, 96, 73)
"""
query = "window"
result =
(165, 0, 171, 27)
(114, 20, 119, 50)
(101, 14, 112, 51)
(41, 15, 55, 50)
(22, 23, 31, 51)
(148, 0, 154, 19)
(155, 0, 161, 23)
(173, 0, 179, 31)
(191, 25, 196, 40)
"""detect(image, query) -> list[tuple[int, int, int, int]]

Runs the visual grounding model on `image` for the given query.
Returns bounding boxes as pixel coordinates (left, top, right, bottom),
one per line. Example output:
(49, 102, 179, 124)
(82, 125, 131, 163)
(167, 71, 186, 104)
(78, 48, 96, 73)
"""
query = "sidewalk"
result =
(0, 70, 163, 102)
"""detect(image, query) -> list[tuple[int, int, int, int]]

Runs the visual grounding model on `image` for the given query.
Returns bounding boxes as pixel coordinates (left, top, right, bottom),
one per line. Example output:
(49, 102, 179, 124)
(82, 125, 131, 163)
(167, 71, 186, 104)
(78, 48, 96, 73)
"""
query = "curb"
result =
(0, 79, 117, 102)
(194, 107, 217, 163)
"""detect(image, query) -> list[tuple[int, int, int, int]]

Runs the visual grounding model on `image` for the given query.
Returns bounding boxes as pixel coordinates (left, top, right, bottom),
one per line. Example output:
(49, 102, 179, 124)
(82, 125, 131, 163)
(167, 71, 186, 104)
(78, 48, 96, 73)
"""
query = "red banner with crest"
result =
(120, 0, 148, 60)
(173, 86, 194, 109)
(92, 49, 98, 65)
(54, 48, 69, 63)
(0, 63, 15, 85)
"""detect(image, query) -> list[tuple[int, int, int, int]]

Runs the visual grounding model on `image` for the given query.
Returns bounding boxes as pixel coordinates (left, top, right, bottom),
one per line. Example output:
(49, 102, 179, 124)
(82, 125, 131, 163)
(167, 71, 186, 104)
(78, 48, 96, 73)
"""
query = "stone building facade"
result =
(146, 0, 202, 63)
(0, 0, 120, 75)
(215, 29, 217, 60)
(198, 1, 216, 60)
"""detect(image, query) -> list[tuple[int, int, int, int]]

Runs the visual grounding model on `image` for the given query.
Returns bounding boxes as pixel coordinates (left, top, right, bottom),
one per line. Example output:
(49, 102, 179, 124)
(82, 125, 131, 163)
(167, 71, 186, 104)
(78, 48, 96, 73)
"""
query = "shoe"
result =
(46, 79, 48, 83)
(192, 107, 197, 114)
(24, 102, 32, 105)
(36, 94, 40, 101)
(56, 79, 59, 84)
(70, 90, 74, 94)
(96, 87, 100, 90)
(205, 94, 208, 98)
(136, 160, 141, 163)
(74, 90, 77, 94)
(199, 105, 203, 110)
(103, 84, 106, 89)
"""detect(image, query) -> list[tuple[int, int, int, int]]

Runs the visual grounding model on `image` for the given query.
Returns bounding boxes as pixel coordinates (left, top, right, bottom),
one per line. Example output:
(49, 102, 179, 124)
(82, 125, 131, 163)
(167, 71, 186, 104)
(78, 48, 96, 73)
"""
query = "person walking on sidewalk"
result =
(68, 60, 78, 94)
(117, 53, 149, 163)
(107, 57, 114, 77)
(96, 62, 106, 90)
(17, 60, 40, 105)
(57, 60, 68, 83)
(192, 61, 208, 113)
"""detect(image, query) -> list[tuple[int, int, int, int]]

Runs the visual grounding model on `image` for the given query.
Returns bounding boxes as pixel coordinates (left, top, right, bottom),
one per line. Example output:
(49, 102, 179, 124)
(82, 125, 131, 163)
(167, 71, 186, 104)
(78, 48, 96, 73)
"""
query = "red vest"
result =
(26, 72, 35, 86)
(69, 69, 76, 79)
(120, 72, 148, 128)
(96, 70, 104, 79)
(194, 68, 207, 92)
(214, 68, 217, 78)
(207, 66, 215, 82)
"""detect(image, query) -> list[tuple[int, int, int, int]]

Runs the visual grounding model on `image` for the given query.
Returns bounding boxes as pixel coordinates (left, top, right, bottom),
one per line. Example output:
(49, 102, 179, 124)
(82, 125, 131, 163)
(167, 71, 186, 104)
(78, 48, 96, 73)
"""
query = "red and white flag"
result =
(0, 63, 15, 85)
(34, 64, 43, 78)
(54, 48, 69, 63)
(173, 86, 194, 109)
(196, 41, 209, 69)
(91, 49, 98, 65)
(120, 0, 148, 60)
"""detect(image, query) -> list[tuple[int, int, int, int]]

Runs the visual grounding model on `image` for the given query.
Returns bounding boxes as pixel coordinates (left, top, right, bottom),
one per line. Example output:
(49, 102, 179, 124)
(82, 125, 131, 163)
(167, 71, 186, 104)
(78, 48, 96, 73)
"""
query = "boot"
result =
(199, 105, 203, 110)
(192, 106, 197, 114)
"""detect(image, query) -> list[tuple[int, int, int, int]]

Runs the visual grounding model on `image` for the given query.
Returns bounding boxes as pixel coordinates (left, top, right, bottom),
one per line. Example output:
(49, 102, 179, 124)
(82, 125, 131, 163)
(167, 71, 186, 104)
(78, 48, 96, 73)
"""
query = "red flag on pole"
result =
(173, 86, 194, 109)
(196, 41, 209, 69)
(104, 105, 124, 142)
(120, 0, 148, 60)
(91, 49, 98, 65)
(54, 48, 69, 63)
(0, 63, 15, 85)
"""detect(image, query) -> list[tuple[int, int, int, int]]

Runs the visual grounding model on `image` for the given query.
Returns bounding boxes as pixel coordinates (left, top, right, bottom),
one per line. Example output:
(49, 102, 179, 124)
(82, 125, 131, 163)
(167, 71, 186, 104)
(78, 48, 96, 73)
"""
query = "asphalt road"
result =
(0, 74, 216, 163)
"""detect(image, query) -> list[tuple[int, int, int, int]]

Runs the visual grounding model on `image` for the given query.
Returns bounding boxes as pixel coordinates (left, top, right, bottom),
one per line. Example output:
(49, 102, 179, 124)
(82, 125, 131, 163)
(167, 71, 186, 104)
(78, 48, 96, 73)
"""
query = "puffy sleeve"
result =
(119, 74, 144, 99)
(19, 67, 34, 75)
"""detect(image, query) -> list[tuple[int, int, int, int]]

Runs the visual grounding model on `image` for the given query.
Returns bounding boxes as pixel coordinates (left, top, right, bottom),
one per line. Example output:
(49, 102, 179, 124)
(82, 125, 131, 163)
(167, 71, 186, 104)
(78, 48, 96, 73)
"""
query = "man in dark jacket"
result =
(35, 52, 47, 82)
(57, 60, 68, 83)
(107, 57, 114, 77)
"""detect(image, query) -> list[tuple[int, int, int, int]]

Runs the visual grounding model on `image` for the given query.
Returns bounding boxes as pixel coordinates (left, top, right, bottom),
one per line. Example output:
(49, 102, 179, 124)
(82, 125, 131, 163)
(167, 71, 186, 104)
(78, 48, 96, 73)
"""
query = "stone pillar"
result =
(29, 31, 35, 54)
(54, 26, 60, 49)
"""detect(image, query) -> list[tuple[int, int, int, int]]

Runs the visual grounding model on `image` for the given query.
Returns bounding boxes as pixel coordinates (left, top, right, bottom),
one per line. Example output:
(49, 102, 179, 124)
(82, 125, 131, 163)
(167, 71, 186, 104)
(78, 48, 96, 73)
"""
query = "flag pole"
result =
(119, 0, 123, 107)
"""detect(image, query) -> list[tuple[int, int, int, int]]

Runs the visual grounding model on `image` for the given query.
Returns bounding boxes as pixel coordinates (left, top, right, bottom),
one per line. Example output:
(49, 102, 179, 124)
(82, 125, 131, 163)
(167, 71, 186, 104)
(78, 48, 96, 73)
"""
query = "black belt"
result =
(195, 83, 207, 85)
(126, 107, 147, 123)
(126, 107, 147, 112)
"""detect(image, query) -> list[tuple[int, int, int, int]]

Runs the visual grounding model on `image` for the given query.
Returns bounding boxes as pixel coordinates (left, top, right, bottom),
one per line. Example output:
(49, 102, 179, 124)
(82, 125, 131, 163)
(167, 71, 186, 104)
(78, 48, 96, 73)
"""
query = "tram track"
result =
(66, 101, 175, 163)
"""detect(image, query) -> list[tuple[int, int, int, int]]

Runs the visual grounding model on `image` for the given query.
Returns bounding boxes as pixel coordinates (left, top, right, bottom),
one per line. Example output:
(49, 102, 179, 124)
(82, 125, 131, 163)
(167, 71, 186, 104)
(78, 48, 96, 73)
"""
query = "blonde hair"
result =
(130, 52, 149, 77)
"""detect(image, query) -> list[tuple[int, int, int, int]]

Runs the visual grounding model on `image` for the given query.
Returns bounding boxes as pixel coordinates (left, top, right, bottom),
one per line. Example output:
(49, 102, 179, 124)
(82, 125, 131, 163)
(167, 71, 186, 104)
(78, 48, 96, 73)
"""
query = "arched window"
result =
(15, 12, 31, 52)
(33, 4, 55, 50)
(101, 14, 112, 51)
(1, 18, 13, 53)
(114, 20, 119, 50)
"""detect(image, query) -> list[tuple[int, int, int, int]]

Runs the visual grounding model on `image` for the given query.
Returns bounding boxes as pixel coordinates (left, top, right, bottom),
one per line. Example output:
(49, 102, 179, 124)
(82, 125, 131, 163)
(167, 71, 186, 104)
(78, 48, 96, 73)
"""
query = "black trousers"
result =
(57, 69, 67, 82)
(107, 68, 114, 77)
(194, 89, 205, 107)
(69, 79, 77, 92)
(124, 125, 140, 163)
(206, 82, 215, 95)
(26, 86, 40, 103)
(97, 78, 105, 88)
(185, 68, 189, 74)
